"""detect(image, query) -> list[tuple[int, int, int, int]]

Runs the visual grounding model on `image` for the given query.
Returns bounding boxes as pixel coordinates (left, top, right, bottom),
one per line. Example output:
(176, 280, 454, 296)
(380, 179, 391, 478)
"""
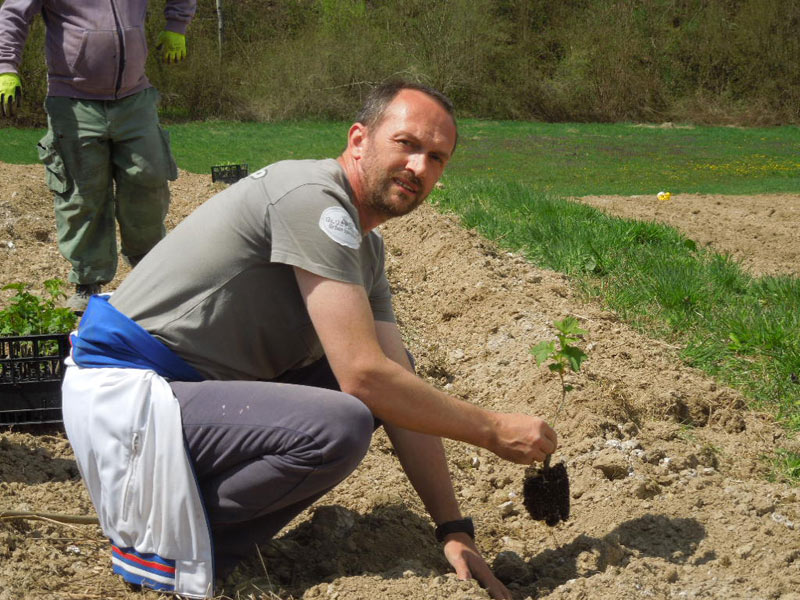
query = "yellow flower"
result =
(657, 191, 671, 201)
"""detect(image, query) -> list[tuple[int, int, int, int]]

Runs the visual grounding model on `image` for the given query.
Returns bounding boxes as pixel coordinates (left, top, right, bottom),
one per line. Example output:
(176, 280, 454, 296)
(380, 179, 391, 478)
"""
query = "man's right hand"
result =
(0, 73, 21, 117)
(489, 412, 557, 464)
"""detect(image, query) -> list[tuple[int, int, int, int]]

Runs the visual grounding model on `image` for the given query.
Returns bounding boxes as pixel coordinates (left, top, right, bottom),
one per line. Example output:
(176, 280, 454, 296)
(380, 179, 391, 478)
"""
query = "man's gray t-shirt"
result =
(111, 159, 395, 381)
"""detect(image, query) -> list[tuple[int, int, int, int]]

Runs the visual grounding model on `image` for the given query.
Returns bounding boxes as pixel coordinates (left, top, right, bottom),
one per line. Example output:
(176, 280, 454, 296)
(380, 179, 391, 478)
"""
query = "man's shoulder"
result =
(252, 158, 344, 190)
(241, 158, 354, 214)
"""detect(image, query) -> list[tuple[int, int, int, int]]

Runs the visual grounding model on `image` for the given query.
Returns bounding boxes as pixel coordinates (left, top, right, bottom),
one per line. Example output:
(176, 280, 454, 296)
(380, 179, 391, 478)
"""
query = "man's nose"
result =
(407, 152, 428, 178)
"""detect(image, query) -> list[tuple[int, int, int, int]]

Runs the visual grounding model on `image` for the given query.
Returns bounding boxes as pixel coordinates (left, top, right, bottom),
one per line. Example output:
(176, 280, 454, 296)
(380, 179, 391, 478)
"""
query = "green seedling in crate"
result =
(524, 316, 587, 526)
(1, 280, 78, 358)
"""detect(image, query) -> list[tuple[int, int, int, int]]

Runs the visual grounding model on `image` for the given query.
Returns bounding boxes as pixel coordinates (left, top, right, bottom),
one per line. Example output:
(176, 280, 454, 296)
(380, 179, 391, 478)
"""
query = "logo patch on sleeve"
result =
(319, 207, 361, 249)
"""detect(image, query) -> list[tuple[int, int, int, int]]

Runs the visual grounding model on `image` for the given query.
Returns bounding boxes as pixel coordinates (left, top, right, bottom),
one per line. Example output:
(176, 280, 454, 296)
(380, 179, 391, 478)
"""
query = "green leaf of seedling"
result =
(563, 345, 587, 372)
(530, 340, 556, 366)
(44, 278, 68, 301)
(0, 279, 77, 335)
(529, 318, 590, 425)
(553, 316, 586, 337)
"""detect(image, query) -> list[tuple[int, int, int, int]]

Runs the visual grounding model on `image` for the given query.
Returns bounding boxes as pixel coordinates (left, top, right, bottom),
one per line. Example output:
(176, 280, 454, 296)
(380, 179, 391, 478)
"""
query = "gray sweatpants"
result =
(170, 357, 377, 576)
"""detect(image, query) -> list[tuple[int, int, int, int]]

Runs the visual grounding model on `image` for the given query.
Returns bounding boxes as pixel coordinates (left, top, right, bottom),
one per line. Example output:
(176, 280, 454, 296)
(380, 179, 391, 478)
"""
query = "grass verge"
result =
(431, 179, 800, 481)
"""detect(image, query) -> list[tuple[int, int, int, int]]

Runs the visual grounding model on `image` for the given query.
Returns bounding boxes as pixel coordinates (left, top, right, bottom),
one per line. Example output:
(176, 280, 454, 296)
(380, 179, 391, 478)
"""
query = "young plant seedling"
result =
(524, 316, 587, 526)
(0, 279, 78, 336)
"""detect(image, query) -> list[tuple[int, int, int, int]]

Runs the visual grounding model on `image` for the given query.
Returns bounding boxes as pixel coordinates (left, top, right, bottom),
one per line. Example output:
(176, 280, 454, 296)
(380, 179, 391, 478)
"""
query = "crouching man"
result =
(62, 80, 557, 599)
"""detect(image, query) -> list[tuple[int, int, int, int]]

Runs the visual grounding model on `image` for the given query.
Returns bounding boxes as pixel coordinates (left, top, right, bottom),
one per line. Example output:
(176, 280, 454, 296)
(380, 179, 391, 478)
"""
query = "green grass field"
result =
(2, 120, 799, 195)
(2, 119, 798, 478)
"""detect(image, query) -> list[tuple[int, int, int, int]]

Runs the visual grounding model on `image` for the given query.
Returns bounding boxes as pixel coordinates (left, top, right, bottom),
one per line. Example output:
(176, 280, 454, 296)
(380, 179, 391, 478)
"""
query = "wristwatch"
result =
(435, 517, 475, 543)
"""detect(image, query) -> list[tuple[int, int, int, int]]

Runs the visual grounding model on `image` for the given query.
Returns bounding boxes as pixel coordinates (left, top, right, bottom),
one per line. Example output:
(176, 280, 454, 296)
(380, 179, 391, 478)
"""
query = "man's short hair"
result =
(356, 80, 456, 132)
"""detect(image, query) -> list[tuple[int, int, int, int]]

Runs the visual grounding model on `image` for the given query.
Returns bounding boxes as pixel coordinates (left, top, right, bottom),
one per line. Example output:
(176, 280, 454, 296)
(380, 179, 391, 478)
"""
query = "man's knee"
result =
(322, 396, 374, 471)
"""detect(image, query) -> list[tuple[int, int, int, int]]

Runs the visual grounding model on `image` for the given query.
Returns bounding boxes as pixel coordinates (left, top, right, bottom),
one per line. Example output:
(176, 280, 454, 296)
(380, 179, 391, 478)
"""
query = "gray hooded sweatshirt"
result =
(0, 0, 196, 100)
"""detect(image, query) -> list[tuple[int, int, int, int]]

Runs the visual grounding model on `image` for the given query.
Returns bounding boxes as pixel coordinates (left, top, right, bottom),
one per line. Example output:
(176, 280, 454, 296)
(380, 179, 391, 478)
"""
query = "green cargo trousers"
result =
(38, 88, 178, 285)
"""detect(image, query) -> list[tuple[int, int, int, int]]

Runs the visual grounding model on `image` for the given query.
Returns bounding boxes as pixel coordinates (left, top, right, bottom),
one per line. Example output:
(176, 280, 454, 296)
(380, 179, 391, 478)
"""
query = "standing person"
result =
(0, 0, 196, 312)
(61, 81, 558, 600)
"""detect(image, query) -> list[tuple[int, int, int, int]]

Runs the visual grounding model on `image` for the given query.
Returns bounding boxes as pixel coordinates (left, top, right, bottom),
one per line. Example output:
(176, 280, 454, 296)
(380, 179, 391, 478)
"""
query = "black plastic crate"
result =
(211, 163, 249, 184)
(0, 334, 70, 426)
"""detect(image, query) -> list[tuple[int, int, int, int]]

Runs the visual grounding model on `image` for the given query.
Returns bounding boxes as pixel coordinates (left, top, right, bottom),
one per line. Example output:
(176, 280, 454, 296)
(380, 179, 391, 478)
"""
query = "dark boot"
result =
(65, 283, 102, 314)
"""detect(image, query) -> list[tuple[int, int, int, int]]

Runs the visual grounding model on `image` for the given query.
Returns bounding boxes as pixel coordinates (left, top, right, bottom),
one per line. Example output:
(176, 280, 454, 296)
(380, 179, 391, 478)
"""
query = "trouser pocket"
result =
(158, 126, 179, 182)
(37, 130, 72, 194)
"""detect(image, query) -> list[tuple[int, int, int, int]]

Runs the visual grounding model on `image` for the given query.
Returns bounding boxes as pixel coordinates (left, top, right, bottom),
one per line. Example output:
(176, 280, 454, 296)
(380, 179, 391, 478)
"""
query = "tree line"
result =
(10, 0, 800, 126)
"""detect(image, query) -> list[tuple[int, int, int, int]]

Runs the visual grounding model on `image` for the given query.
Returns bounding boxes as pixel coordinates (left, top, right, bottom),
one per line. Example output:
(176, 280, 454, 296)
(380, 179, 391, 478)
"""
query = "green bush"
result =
(10, 0, 800, 125)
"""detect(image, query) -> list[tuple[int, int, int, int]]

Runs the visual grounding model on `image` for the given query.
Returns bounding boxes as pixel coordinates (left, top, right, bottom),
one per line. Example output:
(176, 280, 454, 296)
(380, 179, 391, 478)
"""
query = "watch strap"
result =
(435, 517, 475, 543)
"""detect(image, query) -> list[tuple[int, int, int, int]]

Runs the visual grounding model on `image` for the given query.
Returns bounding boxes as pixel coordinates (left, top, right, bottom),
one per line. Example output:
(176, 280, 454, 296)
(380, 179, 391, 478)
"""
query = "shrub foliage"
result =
(11, 0, 800, 126)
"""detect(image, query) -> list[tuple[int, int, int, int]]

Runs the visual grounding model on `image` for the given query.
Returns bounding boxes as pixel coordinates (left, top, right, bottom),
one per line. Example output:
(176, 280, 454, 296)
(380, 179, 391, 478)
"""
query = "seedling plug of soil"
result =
(524, 317, 587, 526)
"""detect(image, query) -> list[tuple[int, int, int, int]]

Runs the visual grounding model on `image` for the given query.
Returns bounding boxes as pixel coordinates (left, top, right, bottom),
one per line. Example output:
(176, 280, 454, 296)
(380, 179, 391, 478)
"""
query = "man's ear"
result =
(348, 122, 368, 160)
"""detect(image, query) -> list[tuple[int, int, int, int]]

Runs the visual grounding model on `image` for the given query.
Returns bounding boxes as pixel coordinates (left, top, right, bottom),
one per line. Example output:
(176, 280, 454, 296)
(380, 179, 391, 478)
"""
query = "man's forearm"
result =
(298, 272, 556, 464)
(164, 0, 197, 34)
(368, 318, 498, 454)
(384, 424, 463, 525)
(352, 358, 498, 449)
(298, 271, 496, 447)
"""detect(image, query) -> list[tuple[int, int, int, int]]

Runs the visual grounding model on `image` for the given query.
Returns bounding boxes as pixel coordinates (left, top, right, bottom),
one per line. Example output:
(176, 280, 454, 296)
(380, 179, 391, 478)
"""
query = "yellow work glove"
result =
(156, 31, 187, 64)
(0, 73, 21, 117)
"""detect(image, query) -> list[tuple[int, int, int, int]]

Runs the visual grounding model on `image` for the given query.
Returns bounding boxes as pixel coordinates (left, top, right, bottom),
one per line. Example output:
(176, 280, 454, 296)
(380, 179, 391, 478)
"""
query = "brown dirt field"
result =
(1, 161, 799, 600)
(576, 193, 800, 278)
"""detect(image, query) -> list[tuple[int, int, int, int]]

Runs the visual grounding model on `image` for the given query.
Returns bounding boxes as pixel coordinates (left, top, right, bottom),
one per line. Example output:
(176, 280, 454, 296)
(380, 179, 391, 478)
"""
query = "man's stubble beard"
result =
(362, 163, 426, 220)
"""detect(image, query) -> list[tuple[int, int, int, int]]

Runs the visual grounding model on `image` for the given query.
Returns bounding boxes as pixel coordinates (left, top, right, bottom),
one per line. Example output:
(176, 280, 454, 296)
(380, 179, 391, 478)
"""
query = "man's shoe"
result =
(65, 283, 102, 314)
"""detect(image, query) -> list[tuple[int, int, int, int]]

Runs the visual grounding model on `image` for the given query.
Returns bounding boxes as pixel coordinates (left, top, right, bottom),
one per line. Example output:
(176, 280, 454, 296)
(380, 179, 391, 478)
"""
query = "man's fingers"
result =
(2, 87, 21, 116)
(1, 94, 13, 117)
(452, 556, 472, 581)
(544, 421, 558, 444)
(443, 536, 512, 599)
(545, 431, 557, 454)
(163, 51, 185, 64)
(465, 556, 511, 600)
(482, 573, 512, 599)
(487, 579, 513, 600)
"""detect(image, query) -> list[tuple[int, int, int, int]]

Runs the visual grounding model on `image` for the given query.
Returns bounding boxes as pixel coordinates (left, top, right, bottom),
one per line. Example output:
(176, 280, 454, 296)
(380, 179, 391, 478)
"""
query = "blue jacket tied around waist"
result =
(70, 295, 203, 381)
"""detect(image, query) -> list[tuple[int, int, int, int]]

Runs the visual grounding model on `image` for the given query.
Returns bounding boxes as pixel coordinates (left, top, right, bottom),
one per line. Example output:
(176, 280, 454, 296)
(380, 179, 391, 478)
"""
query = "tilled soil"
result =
(577, 193, 800, 278)
(1, 161, 799, 600)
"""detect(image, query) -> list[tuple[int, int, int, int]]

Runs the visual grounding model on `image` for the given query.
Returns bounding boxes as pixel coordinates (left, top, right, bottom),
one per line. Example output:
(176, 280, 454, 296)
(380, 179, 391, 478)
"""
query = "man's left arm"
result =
(374, 320, 511, 600)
